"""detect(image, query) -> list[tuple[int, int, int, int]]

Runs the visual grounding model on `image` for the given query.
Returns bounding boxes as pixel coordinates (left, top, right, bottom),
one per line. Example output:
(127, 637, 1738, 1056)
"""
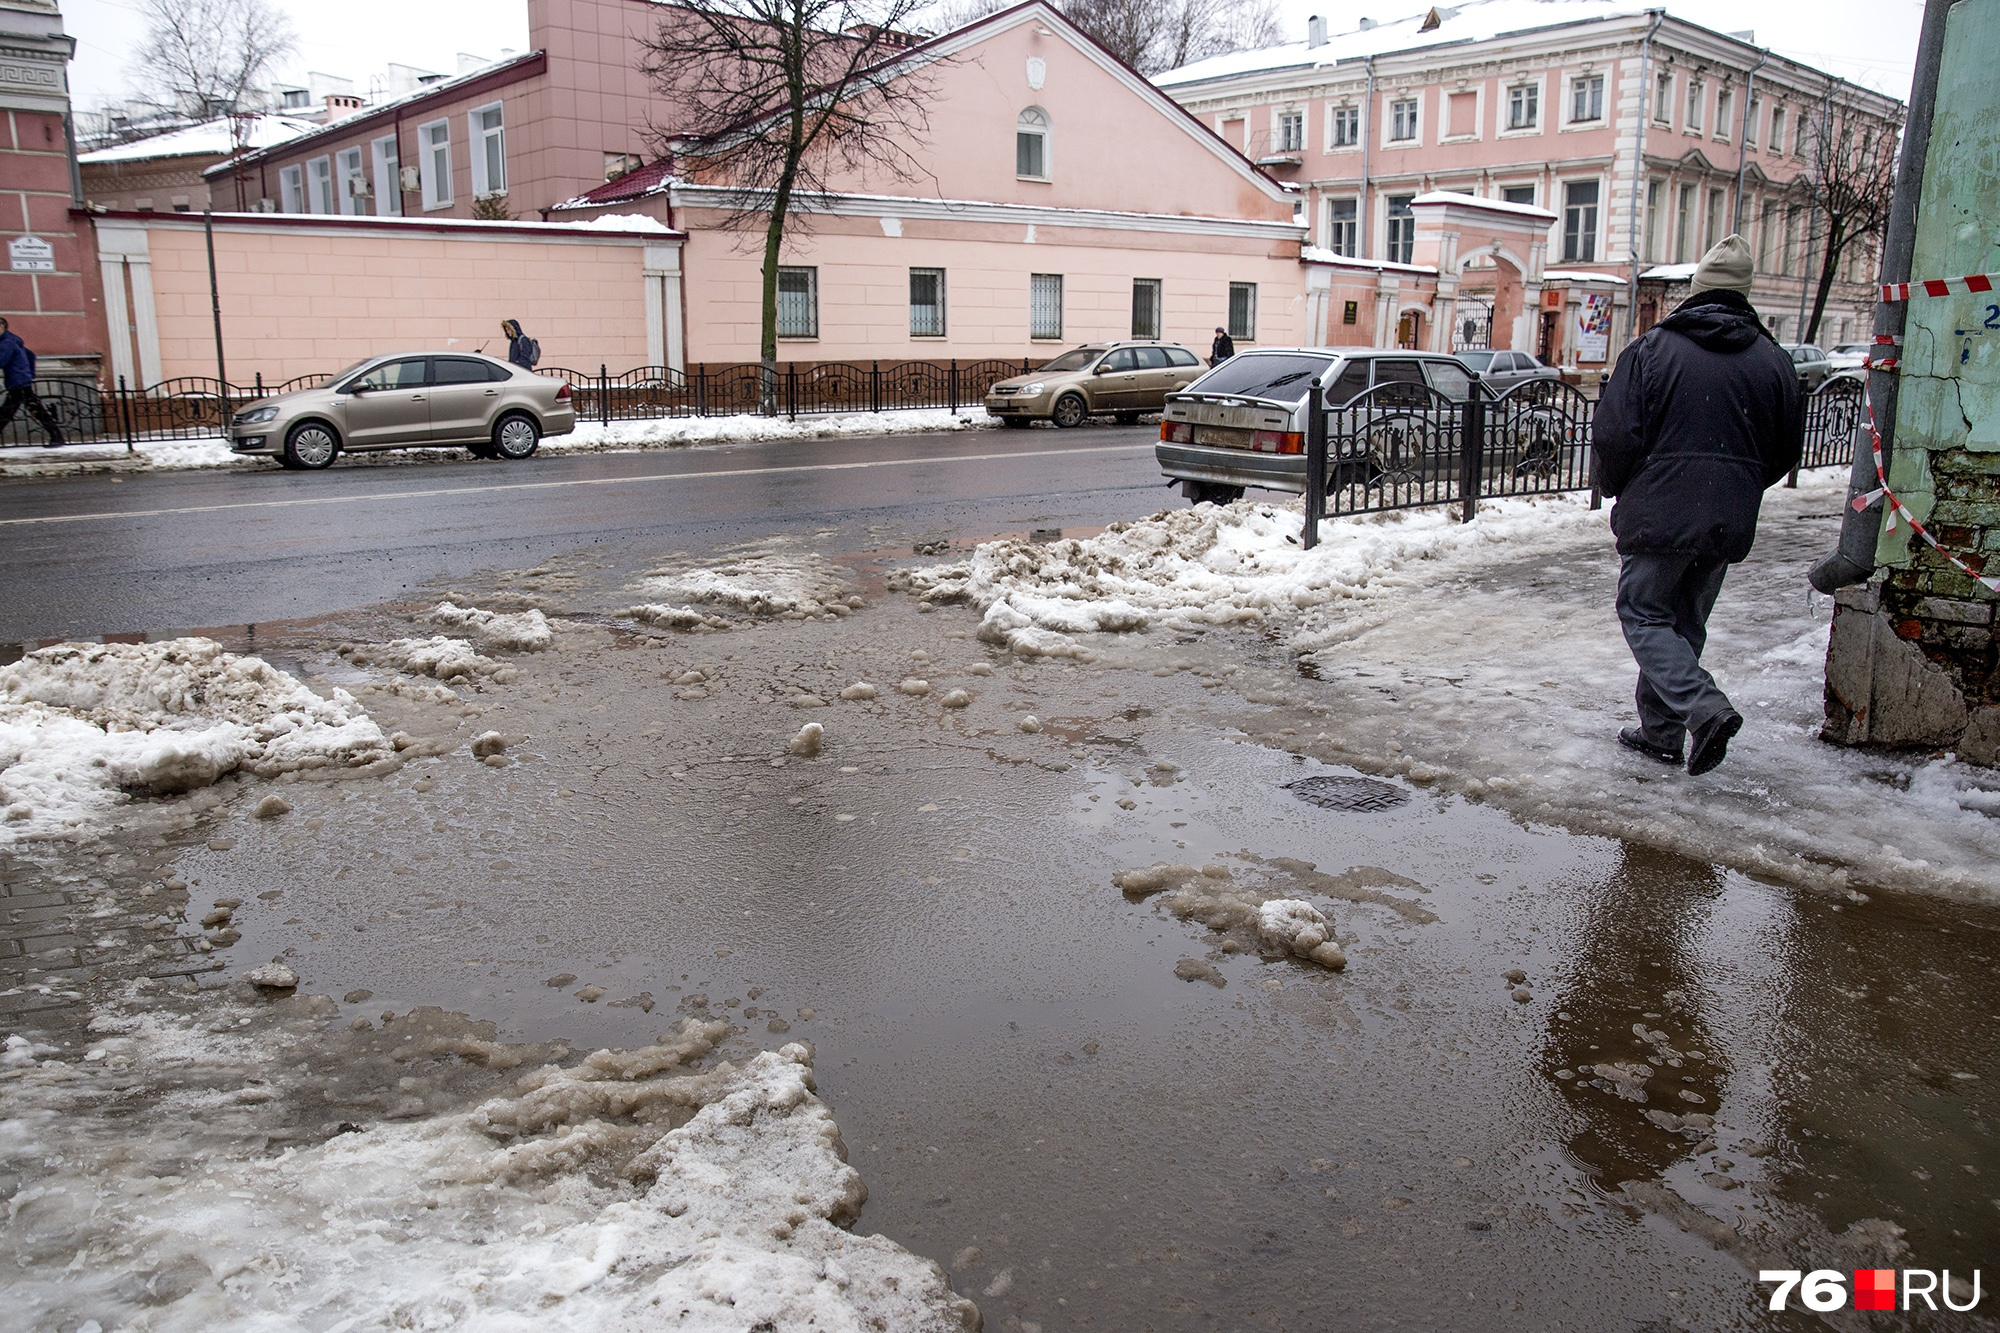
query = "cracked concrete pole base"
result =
(1821, 584, 1976, 755)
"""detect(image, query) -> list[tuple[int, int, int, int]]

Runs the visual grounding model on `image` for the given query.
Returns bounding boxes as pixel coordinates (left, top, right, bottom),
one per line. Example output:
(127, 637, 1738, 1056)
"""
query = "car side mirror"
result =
(1096, 365, 1116, 375)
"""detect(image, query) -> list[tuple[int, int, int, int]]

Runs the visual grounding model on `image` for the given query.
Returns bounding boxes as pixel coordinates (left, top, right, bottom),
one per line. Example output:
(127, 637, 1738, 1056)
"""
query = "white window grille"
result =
(776, 266, 818, 338)
(1030, 273, 1062, 339)
(470, 103, 506, 197)
(1227, 283, 1256, 341)
(909, 268, 945, 337)
(419, 119, 452, 209)
(1131, 278, 1162, 339)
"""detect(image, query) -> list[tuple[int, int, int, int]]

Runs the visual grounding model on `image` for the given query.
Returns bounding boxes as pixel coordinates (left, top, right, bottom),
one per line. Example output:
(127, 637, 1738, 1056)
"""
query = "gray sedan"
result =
(1452, 349, 1558, 393)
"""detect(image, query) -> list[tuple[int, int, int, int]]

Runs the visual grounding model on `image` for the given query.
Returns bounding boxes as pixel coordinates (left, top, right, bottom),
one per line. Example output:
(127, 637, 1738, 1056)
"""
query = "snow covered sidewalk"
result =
(908, 472, 2000, 902)
(0, 408, 996, 476)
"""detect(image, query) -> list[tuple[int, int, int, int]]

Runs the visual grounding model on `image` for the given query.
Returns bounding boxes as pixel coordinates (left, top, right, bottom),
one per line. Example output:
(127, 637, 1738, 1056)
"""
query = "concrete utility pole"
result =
(1817, 0, 2000, 765)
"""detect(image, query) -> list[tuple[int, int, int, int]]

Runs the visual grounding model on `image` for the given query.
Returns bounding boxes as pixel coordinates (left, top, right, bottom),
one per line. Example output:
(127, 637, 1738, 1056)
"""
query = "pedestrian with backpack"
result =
(0, 318, 65, 446)
(502, 319, 541, 371)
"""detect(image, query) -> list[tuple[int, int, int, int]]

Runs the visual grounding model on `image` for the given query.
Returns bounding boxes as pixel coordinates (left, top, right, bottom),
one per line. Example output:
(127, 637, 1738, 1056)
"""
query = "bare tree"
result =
(132, 0, 297, 121)
(639, 0, 938, 412)
(1786, 102, 1898, 343)
(922, 0, 1281, 74)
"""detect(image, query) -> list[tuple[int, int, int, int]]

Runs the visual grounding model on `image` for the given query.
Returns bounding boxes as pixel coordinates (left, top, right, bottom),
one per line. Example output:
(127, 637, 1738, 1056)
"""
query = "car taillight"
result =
(555, 383, 571, 401)
(1161, 420, 1192, 443)
(1252, 430, 1304, 454)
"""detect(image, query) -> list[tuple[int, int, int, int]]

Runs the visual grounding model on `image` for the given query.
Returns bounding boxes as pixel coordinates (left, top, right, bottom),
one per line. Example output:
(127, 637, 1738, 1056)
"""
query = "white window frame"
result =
(469, 101, 507, 198)
(307, 155, 334, 214)
(1644, 179, 1662, 262)
(1569, 73, 1605, 124)
(1384, 193, 1417, 264)
(1227, 282, 1257, 342)
(1561, 178, 1601, 262)
(1686, 80, 1705, 134)
(279, 164, 305, 213)
(1498, 182, 1537, 208)
(1768, 104, 1786, 156)
(1654, 69, 1675, 126)
(1328, 104, 1360, 150)
(419, 118, 453, 210)
(1744, 95, 1761, 147)
(1029, 272, 1063, 340)
(1276, 108, 1305, 153)
(1504, 82, 1539, 133)
(776, 266, 818, 339)
(1324, 196, 1358, 256)
(335, 146, 364, 215)
(909, 267, 946, 338)
(1713, 86, 1734, 142)
(1442, 87, 1482, 141)
(1387, 95, 1420, 144)
(1016, 106, 1050, 181)
(1131, 277, 1162, 339)
(371, 134, 401, 217)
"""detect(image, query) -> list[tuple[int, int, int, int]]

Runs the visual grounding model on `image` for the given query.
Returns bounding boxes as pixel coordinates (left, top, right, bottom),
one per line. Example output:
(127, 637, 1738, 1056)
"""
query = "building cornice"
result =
(84, 208, 682, 245)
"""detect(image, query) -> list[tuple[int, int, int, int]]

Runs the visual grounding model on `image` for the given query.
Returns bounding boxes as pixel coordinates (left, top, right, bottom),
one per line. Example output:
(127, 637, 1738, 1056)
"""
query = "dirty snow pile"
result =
(338, 636, 517, 684)
(556, 406, 993, 453)
(0, 639, 391, 841)
(0, 1004, 979, 1330)
(420, 600, 556, 651)
(902, 493, 1606, 657)
(631, 548, 862, 621)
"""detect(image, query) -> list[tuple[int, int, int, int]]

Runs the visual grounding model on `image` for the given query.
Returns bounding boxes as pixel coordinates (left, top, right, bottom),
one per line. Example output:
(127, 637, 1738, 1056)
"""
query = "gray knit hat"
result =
(1690, 234, 1755, 295)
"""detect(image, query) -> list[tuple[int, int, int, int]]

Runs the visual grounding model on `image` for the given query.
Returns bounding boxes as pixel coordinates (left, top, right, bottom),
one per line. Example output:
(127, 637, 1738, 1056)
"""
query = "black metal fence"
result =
(1299, 373, 1864, 546)
(0, 371, 331, 450)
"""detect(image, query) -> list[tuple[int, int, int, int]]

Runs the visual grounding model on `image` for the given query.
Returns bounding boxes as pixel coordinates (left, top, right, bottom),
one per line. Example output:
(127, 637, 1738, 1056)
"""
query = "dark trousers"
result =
(0, 385, 62, 441)
(1615, 552, 1732, 749)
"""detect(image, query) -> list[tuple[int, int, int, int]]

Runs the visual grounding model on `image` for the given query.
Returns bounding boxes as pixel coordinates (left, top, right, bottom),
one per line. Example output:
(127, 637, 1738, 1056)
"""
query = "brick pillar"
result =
(0, 1, 94, 382)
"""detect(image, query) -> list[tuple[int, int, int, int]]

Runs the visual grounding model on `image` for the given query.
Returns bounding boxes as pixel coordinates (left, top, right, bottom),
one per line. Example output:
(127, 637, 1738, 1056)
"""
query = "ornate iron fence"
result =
(1300, 372, 1863, 546)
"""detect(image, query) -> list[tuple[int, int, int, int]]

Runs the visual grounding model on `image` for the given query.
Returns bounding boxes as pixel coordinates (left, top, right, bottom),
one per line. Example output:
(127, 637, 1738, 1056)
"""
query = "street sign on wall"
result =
(8, 235, 54, 273)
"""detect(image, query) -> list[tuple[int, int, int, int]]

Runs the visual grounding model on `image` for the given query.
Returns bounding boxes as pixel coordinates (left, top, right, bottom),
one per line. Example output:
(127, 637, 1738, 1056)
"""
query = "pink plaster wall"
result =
(133, 218, 656, 383)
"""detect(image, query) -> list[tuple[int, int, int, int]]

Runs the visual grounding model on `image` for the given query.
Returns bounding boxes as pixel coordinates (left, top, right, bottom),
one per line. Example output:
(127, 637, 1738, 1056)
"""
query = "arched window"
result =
(1016, 107, 1050, 180)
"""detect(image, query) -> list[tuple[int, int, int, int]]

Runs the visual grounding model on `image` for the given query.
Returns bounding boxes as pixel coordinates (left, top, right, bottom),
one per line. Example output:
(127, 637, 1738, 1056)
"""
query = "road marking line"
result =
(0, 442, 1154, 527)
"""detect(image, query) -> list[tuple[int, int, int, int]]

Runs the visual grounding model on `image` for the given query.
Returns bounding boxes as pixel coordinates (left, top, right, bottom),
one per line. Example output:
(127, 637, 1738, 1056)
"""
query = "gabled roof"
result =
(81, 114, 322, 165)
(565, 159, 678, 208)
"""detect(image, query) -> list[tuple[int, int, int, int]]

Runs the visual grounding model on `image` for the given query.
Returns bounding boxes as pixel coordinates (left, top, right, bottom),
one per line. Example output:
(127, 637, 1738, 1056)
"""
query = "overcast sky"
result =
(59, 0, 1921, 109)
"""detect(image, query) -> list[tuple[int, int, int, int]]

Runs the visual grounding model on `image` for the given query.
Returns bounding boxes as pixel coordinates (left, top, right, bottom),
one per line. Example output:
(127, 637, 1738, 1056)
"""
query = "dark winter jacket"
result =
(1210, 332, 1236, 364)
(0, 331, 34, 390)
(1591, 289, 1804, 562)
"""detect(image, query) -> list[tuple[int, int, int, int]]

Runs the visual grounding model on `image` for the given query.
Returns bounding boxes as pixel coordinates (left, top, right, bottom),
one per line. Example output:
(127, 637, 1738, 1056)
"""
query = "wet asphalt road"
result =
(0, 424, 1164, 643)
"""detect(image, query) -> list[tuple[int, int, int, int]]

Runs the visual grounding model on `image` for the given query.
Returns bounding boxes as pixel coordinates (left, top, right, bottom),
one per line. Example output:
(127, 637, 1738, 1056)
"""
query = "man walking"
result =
(0, 318, 64, 446)
(1209, 325, 1235, 366)
(1591, 235, 1804, 775)
(501, 318, 540, 371)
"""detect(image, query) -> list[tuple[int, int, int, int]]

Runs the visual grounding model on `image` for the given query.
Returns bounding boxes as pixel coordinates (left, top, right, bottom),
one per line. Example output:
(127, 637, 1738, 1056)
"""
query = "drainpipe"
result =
(1731, 47, 1769, 233)
(1360, 55, 1375, 258)
(1624, 9, 1666, 344)
(1808, 0, 1949, 593)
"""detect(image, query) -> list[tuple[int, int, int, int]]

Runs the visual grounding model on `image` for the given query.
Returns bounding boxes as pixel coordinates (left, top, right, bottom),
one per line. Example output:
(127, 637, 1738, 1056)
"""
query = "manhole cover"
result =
(1286, 775, 1410, 813)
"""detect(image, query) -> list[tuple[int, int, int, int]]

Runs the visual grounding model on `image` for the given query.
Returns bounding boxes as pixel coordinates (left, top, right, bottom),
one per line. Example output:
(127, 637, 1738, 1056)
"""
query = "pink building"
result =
(1157, 0, 1904, 362)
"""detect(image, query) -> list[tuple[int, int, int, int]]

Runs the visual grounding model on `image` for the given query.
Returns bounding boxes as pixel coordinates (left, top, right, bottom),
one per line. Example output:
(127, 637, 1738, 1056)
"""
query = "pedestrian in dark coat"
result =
(501, 318, 540, 371)
(0, 318, 64, 446)
(1209, 326, 1235, 366)
(1591, 234, 1804, 775)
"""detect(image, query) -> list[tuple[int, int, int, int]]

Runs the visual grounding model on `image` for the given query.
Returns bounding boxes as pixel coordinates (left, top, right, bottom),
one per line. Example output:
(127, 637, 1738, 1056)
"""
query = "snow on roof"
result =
(549, 212, 674, 234)
(1410, 190, 1558, 222)
(80, 114, 322, 164)
(1300, 245, 1437, 275)
(558, 160, 678, 209)
(1155, 0, 1646, 86)
(1542, 268, 1626, 283)
(1641, 261, 1700, 281)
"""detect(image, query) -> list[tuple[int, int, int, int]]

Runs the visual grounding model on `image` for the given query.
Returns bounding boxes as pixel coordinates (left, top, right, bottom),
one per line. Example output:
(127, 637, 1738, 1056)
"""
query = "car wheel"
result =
(282, 421, 339, 470)
(493, 412, 541, 460)
(1001, 417, 1033, 429)
(1050, 394, 1087, 429)
(1114, 411, 1141, 426)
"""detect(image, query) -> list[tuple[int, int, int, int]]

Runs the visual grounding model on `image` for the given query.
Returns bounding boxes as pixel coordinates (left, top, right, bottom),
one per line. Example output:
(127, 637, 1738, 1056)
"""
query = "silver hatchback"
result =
(229, 352, 577, 469)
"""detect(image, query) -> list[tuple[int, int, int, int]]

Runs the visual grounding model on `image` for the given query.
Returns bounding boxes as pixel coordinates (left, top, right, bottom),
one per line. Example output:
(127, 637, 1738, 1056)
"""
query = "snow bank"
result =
(901, 492, 1606, 657)
(0, 1004, 978, 1331)
(339, 635, 514, 684)
(632, 548, 860, 620)
(421, 601, 555, 651)
(0, 639, 391, 842)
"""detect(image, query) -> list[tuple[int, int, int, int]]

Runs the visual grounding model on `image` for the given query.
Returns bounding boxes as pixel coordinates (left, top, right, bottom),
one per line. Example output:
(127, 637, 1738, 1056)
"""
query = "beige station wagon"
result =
(984, 340, 1205, 428)
(228, 352, 577, 469)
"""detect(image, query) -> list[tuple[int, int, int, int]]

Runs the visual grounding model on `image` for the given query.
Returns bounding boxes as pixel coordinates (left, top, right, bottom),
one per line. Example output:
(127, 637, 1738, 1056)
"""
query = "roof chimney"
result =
(1307, 14, 1327, 47)
(1358, 17, 1376, 31)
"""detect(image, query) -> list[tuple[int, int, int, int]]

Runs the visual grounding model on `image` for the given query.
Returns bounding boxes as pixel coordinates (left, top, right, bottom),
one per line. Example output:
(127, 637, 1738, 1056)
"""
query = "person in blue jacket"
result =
(0, 318, 65, 446)
(501, 318, 541, 371)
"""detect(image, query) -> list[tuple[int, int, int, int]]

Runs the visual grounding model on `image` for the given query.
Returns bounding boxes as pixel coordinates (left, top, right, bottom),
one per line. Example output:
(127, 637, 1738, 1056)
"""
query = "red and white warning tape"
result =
(1851, 389, 2000, 594)
(1879, 272, 1998, 302)
(1865, 333, 1901, 373)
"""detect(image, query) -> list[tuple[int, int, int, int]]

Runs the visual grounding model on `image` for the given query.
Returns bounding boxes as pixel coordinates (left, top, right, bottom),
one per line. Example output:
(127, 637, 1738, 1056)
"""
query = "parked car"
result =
(1157, 347, 1521, 504)
(1451, 348, 1558, 392)
(1826, 342, 1872, 372)
(228, 352, 576, 469)
(984, 340, 1205, 428)
(1781, 343, 1834, 391)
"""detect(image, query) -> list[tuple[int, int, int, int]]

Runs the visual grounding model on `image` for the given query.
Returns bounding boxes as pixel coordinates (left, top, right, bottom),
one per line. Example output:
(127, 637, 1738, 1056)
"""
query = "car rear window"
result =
(1455, 351, 1498, 372)
(1134, 346, 1171, 369)
(1189, 353, 1336, 403)
(1164, 347, 1200, 367)
(1326, 360, 1370, 405)
(433, 357, 495, 385)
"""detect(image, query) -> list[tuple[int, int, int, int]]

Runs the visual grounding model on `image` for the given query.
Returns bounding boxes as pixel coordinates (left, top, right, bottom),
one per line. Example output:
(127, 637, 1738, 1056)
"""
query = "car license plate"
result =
(1193, 425, 1248, 448)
